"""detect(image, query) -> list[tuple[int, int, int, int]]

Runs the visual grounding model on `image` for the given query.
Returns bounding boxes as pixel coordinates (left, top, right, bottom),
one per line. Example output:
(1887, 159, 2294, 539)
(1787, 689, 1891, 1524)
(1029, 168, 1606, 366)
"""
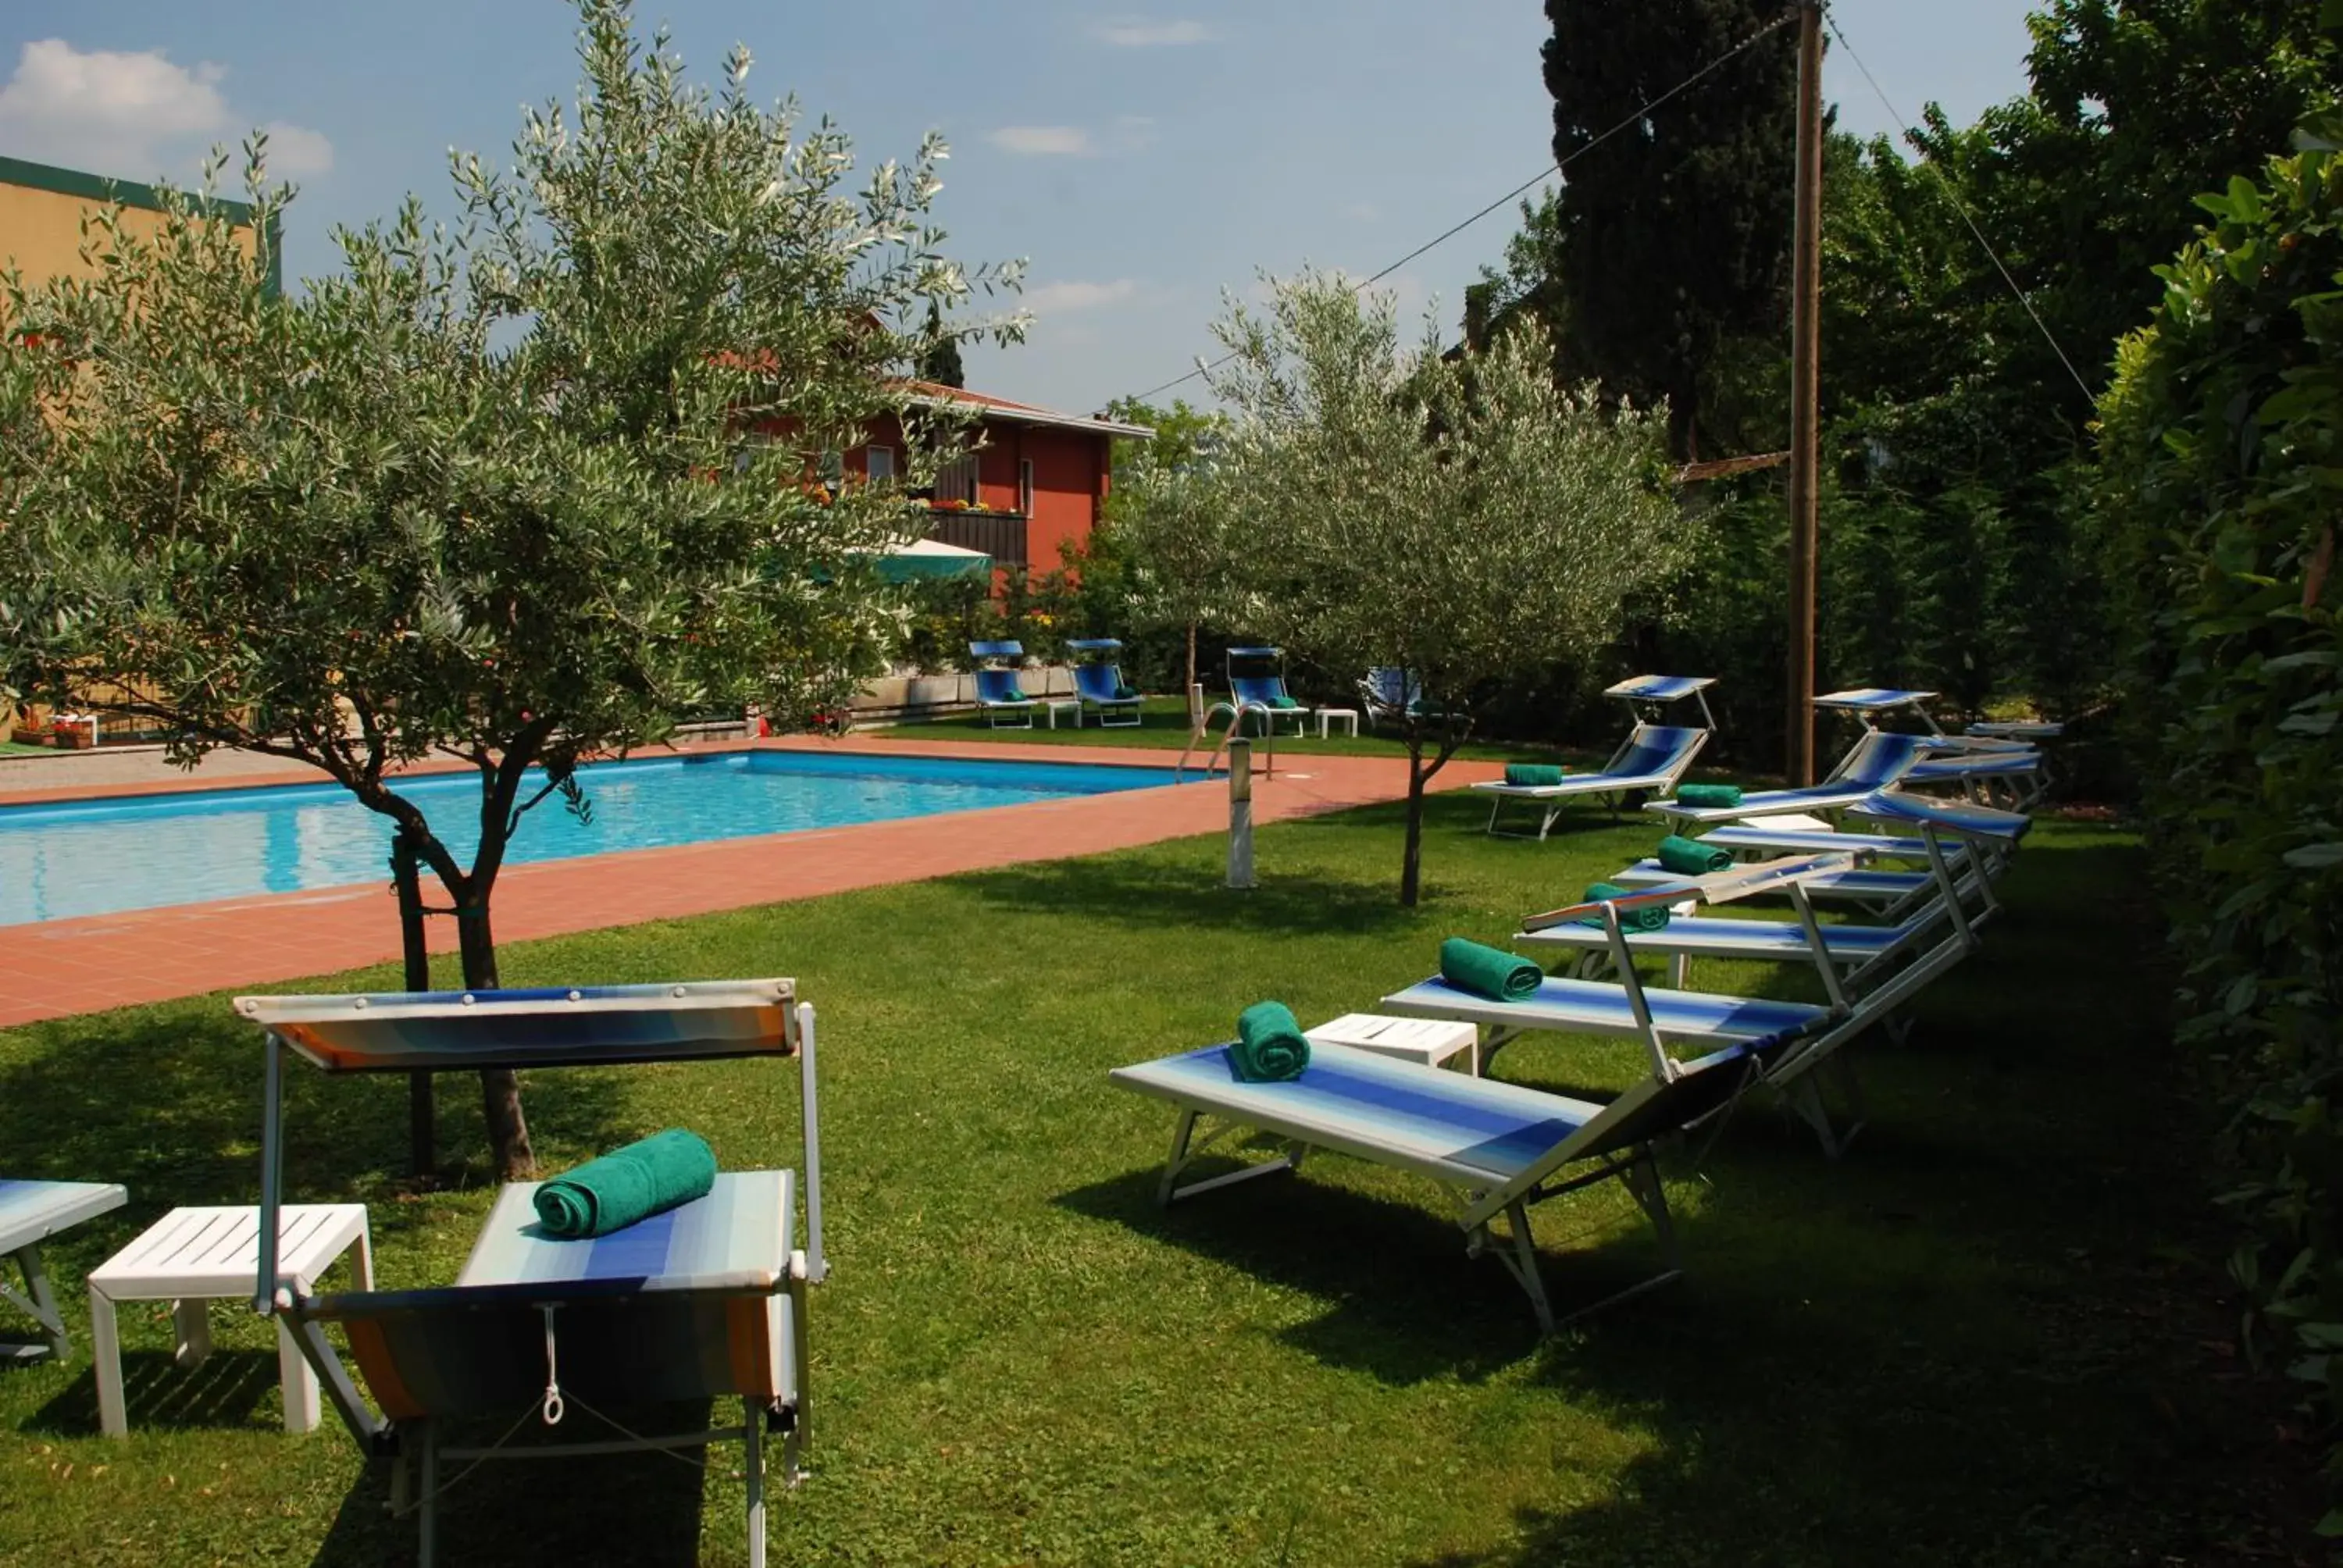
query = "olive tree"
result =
(1208, 273, 1689, 904)
(1104, 441, 1251, 699)
(0, 0, 1021, 1177)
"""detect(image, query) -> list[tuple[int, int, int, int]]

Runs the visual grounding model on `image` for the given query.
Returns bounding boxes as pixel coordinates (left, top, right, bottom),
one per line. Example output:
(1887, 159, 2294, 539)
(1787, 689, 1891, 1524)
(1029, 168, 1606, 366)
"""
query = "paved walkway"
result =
(0, 737, 1500, 1029)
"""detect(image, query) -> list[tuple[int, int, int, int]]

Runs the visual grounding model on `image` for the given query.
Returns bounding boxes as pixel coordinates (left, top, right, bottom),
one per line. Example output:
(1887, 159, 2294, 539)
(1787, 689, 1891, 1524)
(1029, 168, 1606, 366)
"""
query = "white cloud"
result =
(0, 39, 332, 184)
(988, 125, 1093, 157)
(259, 120, 333, 178)
(1345, 201, 1381, 222)
(1024, 279, 1142, 315)
(1094, 19, 1214, 46)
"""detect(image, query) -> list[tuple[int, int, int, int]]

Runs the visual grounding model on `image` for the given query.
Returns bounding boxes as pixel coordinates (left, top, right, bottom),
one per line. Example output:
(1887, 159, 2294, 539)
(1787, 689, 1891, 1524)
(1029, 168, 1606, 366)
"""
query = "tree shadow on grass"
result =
(952, 853, 1424, 940)
(302, 1402, 718, 1568)
(1054, 1164, 1660, 1388)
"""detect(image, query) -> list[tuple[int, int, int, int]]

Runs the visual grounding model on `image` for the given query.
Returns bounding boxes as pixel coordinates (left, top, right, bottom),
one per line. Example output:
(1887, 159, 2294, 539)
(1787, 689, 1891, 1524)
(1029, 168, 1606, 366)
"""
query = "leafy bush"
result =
(2096, 128, 2343, 1516)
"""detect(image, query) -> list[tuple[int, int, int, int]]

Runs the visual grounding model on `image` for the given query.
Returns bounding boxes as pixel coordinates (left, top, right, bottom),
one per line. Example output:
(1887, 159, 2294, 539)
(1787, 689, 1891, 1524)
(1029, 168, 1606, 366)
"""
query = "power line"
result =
(1824, 11, 2099, 407)
(1115, 7, 1801, 409)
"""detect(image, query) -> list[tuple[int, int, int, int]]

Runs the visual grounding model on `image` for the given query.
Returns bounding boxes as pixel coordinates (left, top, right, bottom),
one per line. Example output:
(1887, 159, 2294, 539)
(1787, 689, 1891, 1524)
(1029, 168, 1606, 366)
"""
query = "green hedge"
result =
(2097, 128, 2343, 1516)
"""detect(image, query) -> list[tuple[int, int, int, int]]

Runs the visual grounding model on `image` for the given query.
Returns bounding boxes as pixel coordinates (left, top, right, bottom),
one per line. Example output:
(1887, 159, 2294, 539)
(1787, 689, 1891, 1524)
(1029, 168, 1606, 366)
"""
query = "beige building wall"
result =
(0, 154, 269, 298)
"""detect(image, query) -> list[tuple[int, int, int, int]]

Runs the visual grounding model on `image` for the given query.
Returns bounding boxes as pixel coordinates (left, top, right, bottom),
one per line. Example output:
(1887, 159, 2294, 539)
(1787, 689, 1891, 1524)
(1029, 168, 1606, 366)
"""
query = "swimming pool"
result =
(0, 750, 1186, 926)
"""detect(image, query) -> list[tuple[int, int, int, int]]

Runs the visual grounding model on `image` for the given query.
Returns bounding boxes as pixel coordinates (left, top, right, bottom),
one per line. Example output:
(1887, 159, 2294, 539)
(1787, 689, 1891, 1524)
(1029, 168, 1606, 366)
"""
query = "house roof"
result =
(900, 380, 1155, 440)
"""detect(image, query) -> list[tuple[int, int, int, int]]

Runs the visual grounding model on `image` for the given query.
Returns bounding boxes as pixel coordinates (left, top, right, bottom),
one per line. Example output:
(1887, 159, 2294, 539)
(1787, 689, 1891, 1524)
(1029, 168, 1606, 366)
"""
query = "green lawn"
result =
(0, 794, 2279, 1565)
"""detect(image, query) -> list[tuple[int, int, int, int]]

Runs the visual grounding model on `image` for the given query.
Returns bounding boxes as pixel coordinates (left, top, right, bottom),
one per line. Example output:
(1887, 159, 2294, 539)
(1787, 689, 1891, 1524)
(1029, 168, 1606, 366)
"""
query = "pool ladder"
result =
(1175, 700, 1278, 783)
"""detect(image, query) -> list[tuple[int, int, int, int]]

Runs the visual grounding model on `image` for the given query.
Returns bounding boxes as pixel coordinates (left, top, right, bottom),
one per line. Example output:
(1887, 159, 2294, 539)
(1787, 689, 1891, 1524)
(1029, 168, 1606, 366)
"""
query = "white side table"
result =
(1317, 708, 1360, 739)
(1307, 1012, 1481, 1075)
(87, 1203, 373, 1438)
(1043, 698, 1083, 729)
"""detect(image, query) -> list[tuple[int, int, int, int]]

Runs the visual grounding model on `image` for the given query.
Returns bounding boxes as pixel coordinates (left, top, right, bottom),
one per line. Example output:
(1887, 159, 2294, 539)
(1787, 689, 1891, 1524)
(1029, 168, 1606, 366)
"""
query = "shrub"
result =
(2096, 126, 2343, 1516)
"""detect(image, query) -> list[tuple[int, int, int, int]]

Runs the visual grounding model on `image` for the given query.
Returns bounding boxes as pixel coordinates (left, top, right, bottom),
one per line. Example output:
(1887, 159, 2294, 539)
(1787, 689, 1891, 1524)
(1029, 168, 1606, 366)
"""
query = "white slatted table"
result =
(1306, 1012, 1482, 1075)
(87, 1203, 372, 1438)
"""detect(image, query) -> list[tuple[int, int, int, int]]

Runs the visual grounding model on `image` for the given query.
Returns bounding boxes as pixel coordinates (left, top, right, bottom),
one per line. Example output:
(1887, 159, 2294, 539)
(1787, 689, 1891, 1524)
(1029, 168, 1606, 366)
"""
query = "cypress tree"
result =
(1541, 0, 1800, 459)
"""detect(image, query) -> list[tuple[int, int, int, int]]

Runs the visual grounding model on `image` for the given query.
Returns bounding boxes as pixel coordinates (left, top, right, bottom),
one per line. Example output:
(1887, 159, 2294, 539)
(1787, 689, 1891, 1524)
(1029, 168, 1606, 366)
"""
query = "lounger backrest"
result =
(298, 1281, 787, 1422)
(1230, 675, 1292, 707)
(1364, 668, 1420, 711)
(1609, 725, 1707, 782)
(1493, 1041, 1772, 1204)
(1845, 789, 2031, 845)
(1829, 730, 1932, 789)
(1073, 664, 1129, 704)
(974, 669, 1030, 705)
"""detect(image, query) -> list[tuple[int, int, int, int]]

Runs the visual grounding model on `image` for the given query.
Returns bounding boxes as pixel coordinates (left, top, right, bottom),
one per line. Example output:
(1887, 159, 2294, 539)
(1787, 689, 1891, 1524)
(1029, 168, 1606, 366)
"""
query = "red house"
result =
(843, 381, 1153, 576)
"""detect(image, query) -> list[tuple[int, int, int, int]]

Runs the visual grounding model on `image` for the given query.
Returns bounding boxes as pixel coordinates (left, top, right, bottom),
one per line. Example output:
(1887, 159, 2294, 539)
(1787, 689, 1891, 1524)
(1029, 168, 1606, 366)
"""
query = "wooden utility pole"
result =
(1785, 0, 1824, 784)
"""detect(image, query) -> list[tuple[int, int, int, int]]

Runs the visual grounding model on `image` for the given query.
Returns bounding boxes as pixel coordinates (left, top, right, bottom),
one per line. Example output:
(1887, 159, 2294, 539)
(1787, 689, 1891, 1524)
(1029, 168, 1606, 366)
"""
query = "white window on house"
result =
(935, 451, 982, 507)
(1018, 458, 1034, 516)
(865, 445, 896, 483)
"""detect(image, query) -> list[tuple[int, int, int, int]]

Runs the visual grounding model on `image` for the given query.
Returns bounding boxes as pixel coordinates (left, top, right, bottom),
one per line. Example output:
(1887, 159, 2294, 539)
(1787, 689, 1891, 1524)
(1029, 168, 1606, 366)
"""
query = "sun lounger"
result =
(1470, 674, 1720, 840)
(968, 640, 1040, 728)
(1603, 816, 2007, 918)
(1109, 1031, 1774, 1331)
(1380, 859, 1859, 1066)
(2, 1178, 127, 1363)
(235, 981, 827, 1568)
(1643, 730, 1935, 826)
(1226, 645, 1315, 737)
(1607, 860, 1971, 921)
(1518, 808, 1997, 994)
(1068, 640, 1143, 727)
(1472, 725, 1711, 839)
(1382, 823, 2012, 1155)
(1905, 743, 2045, 809)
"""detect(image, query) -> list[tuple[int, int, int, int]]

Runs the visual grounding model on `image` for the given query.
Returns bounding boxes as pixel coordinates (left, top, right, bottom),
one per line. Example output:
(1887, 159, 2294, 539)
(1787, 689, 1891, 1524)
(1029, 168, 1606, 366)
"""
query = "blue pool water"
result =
(0, 750, 1185, 925)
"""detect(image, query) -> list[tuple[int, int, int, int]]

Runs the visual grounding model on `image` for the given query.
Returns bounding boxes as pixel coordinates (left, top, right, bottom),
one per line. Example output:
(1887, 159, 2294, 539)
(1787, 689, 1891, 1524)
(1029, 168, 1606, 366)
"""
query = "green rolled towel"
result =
(1577, 882, 1671, 932)
(1674, 782, 1744, 808)
(1270, 694, 1301, 710)
(533, 1128, 719, 1239)
(1228, 1000, 1311, 1082)
(1439, 936, 1542, 1002)
(1114, 683, 1139, 700)
(1505, 764, 1567, 787)
(1657, 834, 1734, 876)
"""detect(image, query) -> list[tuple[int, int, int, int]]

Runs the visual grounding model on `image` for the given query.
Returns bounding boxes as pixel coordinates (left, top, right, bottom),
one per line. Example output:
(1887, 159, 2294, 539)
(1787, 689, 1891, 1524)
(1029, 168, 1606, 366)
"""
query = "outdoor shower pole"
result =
(390, 831, 434, 1178)
(1226, 738, 1256, 889)
(1785, 0, 1825, 786)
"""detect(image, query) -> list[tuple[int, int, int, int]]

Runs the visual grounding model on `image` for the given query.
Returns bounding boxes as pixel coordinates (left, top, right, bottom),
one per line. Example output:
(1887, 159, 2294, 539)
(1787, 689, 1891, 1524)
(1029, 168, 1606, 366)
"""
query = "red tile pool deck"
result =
(0, 737, 1504, 1029)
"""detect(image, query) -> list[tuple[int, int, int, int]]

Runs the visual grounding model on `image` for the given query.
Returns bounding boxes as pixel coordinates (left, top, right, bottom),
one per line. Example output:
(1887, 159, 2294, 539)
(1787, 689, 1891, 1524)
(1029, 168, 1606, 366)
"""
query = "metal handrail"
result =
(1176, 700, 1277, 782)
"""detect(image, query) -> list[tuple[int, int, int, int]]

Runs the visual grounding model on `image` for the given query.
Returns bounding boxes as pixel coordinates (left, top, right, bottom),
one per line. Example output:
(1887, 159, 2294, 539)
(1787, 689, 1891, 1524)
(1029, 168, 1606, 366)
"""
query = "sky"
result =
(0, 2, 2044, 416)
